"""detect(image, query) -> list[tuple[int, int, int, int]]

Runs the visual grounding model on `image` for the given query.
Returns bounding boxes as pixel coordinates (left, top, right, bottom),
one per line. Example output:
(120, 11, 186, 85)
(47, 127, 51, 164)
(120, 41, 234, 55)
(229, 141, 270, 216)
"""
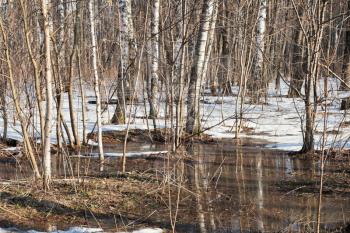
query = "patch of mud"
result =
(87, 129, 219, 145)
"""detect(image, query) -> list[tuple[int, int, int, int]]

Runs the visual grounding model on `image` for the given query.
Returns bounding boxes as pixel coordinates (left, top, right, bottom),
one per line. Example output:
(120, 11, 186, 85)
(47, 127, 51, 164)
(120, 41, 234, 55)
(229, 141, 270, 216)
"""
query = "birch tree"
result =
(248, 0, 267, 103)
(148, 0, 160, 119)
(89, 0, 104, 168)
(41, 0, 54, 190)
(111, 0, 135, 124)
(173, 0, 186, 147)
(186, 0, 216, 134)
(217, 1, 232, 96)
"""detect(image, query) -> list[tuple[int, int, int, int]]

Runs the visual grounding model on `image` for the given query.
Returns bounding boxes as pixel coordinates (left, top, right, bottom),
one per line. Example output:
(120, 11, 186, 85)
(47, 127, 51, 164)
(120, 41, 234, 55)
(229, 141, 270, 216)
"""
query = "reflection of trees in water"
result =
(235, 144, 249, 231)
(189, 143, 267, 232)
(194, 160, 207, 233)
(256, 151, 264, 232)
(189, 144, 218, 233)
(184, 143, 350, 232)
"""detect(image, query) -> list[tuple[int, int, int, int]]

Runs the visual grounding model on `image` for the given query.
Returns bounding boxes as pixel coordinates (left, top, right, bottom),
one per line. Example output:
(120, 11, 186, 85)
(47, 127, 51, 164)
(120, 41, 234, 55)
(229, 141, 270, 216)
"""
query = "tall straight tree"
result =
(341, 0, 350, 90)
(88, 0, 104, 168)
(288, 5, 305, 98)
(112, 0, 135, 124)
(217, 0, 232, 96)
(41, 0, 54, 190)
(173, 0, 187, 146)
(148, 0, 160, 119)
(66, 0, 81, 149)
(248, 0, 267, 103)
(186, 0, 216, 134)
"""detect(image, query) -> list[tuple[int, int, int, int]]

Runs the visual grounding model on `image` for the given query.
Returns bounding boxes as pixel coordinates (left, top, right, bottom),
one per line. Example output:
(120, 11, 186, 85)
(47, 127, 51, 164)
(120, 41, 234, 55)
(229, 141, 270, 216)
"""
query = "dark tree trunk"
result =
(340, 0, 350, 90)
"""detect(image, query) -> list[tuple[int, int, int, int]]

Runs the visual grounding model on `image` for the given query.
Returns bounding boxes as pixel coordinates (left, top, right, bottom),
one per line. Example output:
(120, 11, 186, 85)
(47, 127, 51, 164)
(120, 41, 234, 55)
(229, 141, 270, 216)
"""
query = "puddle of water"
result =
(176, 143, 350, 232)
(0, 142, 349, 232)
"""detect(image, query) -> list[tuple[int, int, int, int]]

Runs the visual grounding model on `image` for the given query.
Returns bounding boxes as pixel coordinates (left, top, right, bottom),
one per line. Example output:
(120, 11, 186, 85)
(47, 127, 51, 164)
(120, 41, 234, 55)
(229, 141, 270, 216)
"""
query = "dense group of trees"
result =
(0, 0, 348, 188)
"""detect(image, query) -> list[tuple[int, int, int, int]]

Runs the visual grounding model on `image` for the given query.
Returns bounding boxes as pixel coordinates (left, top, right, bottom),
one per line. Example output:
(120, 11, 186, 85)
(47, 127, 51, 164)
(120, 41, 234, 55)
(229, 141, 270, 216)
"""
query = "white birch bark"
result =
(111, 0, 132, 124)
(89, 0, 104, 167)
(201, 0, 218, 90)
(255, 0, 266, 73)
(186, 0, 215, 134)
(174, 1, 186, 145)
(250, 0, 267, 101)
(41, 0, 54, 190)
(119, 0, 129, 74)
(148, 0, 160, 118)
(126, 0, 135, 46)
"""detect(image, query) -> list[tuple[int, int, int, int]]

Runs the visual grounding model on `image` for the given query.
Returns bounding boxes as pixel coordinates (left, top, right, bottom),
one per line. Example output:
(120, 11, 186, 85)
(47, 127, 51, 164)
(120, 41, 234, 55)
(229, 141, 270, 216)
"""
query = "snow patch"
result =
(85, 151, 168, 157)
(0, 227, 163, 233)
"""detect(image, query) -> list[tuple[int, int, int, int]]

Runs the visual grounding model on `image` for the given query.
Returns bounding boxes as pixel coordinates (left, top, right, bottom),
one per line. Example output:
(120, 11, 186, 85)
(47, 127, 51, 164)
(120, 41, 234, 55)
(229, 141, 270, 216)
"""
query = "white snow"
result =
(85, 151, 168, 158)
(0, 227, 103, 233)
(0, 227, 163, 233)
(1, 77, 350, 152)
(1, 147, 20, 152)
(129, 229, 163, 233)
(199, 77, 350, 151)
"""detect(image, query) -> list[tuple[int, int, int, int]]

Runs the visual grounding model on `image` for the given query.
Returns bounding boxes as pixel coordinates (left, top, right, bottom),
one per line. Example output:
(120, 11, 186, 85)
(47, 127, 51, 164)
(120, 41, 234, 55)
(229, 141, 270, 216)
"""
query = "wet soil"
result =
(87, 128, 221, 145)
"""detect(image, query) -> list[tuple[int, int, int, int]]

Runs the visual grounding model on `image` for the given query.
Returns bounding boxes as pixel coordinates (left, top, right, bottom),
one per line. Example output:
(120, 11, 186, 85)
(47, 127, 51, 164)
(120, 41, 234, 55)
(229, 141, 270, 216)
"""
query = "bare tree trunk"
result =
(173, 0, 187, 148)
(112, 0, 135, 124)
(218, 1, 232, 96)
(186, 0, 216, 134)
(288, 6, 305, 98)
(77, 52, 86, 144)
(0, 14, 41, 179)
(148, 0, 160, 120)
(67, 1, 81, 149)
(201, 0, 218, 91)
(0, 71, 7, 140)
(340, 0, 350, 90)
(300, 0, 327, 154)
(20, 0, 45, 145)
(248, 0, 267, 103)
(41, 0, 54, 189)
(89, 0, 104, 169)
(75, 1, 86, 145)
(51, 0, 64, 153)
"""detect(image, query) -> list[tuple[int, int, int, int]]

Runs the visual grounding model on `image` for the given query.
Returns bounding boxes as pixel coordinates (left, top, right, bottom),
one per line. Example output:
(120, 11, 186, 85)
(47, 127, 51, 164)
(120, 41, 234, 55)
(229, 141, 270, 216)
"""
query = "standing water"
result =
(0, 141, 349, 232)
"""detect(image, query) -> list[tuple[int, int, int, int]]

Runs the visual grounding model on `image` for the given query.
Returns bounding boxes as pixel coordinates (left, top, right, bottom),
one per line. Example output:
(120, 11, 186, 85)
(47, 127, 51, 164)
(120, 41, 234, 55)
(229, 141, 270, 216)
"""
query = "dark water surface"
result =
(0, 141, 349, 232)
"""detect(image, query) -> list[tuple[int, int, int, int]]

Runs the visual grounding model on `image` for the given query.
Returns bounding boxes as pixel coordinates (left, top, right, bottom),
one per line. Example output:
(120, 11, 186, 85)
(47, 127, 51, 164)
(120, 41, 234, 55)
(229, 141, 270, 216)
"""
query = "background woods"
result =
(0, 1, 350, 233)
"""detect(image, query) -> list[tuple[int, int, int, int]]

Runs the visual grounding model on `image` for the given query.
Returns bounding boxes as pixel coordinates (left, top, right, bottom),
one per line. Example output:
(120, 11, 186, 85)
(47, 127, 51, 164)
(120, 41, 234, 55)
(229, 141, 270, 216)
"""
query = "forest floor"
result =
(0, 172, 174, 233)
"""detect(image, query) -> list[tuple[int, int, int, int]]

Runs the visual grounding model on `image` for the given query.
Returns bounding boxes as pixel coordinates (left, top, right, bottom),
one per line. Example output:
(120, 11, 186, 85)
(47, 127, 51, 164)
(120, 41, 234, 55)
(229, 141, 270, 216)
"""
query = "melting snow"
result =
(85, 151, 168, 157)
(1, 77, 350, 152)
(0, 227, 163, 233)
